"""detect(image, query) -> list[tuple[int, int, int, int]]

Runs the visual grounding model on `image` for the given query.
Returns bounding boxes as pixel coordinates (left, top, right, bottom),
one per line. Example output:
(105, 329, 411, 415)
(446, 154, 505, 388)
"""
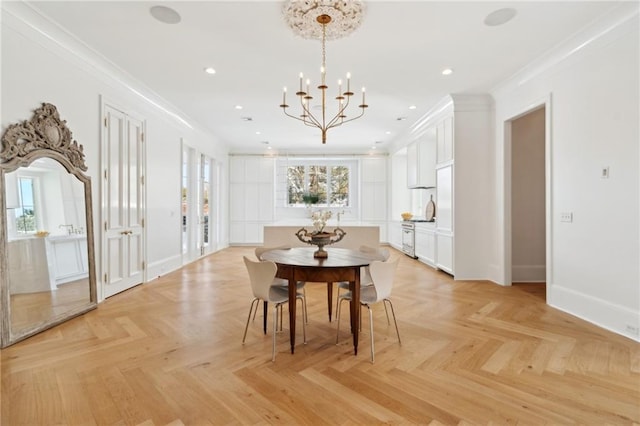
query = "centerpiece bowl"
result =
(295, 227, 346, 258)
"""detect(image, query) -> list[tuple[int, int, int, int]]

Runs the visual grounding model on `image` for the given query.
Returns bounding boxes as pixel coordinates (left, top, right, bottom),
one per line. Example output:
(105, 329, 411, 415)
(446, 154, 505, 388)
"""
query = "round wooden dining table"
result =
(260, 247, 376, 356)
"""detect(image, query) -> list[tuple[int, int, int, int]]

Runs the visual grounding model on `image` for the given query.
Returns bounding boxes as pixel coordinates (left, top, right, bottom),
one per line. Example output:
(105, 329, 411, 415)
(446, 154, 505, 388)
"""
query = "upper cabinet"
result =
(436, 116, 454, 164)
(407, 127, 436, 189)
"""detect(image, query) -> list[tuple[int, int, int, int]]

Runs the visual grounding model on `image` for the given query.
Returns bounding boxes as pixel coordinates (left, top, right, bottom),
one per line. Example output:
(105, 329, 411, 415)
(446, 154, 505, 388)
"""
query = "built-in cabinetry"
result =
(229, 156, 275, 244)
(393, 94, 492, 278)
(406, 128, 436, 189)
(414, 222, 436, 266)
(361, 157, 388, 241)
(434, 95, 492, 279)
(45, 235, 89, 286)
(435, 115, 454, 273)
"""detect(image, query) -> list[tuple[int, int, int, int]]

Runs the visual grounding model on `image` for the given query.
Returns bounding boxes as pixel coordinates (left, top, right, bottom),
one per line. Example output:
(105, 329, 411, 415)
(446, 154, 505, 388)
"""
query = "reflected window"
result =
(15, 177, 39, 234)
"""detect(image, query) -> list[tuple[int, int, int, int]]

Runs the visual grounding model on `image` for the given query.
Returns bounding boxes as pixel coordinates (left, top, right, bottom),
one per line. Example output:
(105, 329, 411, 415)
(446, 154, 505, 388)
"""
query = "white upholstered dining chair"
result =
(335, 258, 401, 363)
(242, 256, 306, 361)
(333, 245, 391, 322)
(254, 246, 308, 324)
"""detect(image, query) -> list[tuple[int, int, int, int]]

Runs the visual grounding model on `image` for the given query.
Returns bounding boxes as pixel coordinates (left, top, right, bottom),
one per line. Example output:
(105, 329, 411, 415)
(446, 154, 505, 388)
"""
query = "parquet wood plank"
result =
(1, 246, 638, 425)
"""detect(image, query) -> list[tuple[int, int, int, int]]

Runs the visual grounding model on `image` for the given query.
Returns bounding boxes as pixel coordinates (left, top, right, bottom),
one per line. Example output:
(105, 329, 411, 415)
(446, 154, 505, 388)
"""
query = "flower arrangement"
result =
(311, 210, 332, 234)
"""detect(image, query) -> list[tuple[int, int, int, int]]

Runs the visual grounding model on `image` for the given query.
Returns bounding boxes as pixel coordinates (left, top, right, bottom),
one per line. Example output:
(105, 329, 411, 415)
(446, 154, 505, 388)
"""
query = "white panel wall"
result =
(229, 156, 275, 244)
(1, 3, 230, 297)
(229, 155, 388, 244)
(491, 5, 639, 340)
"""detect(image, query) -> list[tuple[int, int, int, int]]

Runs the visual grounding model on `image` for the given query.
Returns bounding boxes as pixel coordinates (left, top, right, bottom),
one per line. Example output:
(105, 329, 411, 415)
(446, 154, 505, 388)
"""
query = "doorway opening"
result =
(505, 103, 549, 298)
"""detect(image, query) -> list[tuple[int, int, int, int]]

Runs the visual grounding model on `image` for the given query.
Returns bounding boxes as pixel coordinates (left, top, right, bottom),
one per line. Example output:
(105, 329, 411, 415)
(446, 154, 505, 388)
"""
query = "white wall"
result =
(1, 3, 230, 297)
(491, 4, 639, 340)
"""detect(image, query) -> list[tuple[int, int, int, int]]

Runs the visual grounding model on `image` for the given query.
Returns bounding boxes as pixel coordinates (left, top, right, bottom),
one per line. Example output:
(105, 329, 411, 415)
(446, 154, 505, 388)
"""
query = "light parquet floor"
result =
(2, 246, 639, 425)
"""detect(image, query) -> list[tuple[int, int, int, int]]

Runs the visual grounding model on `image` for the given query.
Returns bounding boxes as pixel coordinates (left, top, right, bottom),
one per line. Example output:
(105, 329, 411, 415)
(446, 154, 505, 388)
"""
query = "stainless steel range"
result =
(401, 221, 416, 258)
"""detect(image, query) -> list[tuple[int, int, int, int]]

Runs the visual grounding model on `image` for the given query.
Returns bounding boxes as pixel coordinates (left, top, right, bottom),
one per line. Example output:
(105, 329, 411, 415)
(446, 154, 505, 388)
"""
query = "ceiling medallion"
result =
(282, 0, 365, 41)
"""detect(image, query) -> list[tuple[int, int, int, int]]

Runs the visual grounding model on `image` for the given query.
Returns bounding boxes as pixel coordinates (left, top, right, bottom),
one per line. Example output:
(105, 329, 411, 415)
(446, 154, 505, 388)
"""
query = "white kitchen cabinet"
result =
(406, 142, 418, 188)
(361, 182, 386, 221)
(389, 221, 403, 251)
(361, 157, 387, 222)
(413, 94, 491, 279)
(436, 115, 454, 165)
(436, 165, 453, 232)
(436, 233, 453, 274)
(407, 133, 436, 189)
(415, 222, 436, 266)
(46, 235, 89, 285)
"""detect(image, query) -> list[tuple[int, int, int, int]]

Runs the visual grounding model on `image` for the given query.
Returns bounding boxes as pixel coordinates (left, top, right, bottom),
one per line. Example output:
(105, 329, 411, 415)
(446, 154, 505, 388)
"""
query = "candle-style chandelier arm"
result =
(280, 88, 326, 128)
(327, 103, 367, 129)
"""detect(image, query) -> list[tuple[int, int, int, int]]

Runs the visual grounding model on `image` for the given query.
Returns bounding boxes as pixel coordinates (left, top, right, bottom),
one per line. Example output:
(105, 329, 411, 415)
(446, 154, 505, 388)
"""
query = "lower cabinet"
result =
(45, 236, 89, 286)
(415, 223, 436, 266)
(389, 221, 403, 251)
(435, 233, 453, 274)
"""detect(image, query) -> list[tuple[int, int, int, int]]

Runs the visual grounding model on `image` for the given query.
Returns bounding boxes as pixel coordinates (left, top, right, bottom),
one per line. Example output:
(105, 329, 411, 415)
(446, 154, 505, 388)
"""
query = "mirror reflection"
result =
(5, 157, 91, 334)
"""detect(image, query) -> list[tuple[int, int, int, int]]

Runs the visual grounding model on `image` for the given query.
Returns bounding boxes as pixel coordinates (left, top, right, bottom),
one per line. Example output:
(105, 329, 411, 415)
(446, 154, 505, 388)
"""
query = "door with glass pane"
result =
(181, 146, 217, 262)
(199, 154, 210, 255)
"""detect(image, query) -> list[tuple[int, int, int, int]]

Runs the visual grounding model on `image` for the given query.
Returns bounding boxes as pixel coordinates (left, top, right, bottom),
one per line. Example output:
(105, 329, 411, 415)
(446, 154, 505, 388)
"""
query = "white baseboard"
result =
(146, 255, 183, 280)
(549, 284, 640, 342)
(512, 264, 546, 282)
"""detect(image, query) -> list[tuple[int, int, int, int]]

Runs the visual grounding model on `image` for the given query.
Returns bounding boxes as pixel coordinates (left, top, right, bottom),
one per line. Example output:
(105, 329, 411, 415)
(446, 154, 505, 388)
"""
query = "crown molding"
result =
(493, 2, 639, 93)
(1, 1, 204, 133)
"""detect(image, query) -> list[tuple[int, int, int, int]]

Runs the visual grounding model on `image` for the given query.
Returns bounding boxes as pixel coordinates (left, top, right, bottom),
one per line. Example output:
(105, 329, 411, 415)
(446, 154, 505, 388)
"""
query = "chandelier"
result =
(280, 0, 367, 144)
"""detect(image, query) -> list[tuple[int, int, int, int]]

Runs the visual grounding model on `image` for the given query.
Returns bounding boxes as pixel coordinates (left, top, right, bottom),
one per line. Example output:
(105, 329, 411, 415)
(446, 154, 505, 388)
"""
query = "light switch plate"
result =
(601, 167, 610, 178)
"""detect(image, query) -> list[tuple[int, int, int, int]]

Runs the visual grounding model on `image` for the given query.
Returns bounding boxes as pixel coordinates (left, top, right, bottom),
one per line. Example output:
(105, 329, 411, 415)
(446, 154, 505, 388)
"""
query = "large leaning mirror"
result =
(1, 103, 97, 347)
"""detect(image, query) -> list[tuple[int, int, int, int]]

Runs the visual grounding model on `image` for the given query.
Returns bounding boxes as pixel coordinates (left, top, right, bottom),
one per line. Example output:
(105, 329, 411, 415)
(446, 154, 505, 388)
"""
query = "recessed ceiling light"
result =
(385, 131, 391, 135)
(150, 5, 181, 24)
(255, 131, 261, 135)
(396, 117, 407, 121)
(371, 146, 377, 150)
(235, 105, 243, 110)
(409, 105, 417, 110)
(204, 67, 216, 75)
(442, 68, 453, 76)
(484, 8, 517, 27)
(240, 117, 253, 121)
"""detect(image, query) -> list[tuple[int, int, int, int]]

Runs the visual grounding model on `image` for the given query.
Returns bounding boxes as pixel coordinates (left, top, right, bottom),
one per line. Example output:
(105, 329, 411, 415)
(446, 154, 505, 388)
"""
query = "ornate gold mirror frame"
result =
(0, 103, 97, 347)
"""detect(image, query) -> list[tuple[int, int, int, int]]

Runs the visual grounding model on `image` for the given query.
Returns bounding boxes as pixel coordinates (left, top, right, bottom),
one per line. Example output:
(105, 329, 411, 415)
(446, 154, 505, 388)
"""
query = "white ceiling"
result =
(27, 1, 621, 155)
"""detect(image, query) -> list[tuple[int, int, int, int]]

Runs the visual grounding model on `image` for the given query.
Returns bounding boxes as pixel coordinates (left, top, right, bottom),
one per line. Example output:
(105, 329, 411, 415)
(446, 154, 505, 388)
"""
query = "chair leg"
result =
(383, 302, 390, 325)
(298, 296, 307, 344)
(303, 287, 309, 324)
(366, 304, 375, 363)
(334, 285, 342, 322)
(385, 299, 401, 345)
(243, 298, 259, 343)
(272, 303, 280, 362)
(335, 296, 348, 344)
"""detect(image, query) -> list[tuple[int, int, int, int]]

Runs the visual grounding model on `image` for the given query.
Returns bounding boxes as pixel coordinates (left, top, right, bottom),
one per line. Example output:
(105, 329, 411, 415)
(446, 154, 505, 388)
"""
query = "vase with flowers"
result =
(295, 209, 346, 258)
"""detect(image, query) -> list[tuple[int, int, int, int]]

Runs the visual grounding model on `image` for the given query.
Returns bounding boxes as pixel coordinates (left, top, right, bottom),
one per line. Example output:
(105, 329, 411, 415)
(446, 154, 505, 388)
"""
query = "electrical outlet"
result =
(560, 212, 573, 223)
(625, 324, 639, 336)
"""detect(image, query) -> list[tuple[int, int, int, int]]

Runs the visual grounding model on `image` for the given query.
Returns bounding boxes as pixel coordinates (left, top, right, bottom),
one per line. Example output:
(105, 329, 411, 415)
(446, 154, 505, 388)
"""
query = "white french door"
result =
(181, 143, 217, 263)
(102, 103, 146, 298)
